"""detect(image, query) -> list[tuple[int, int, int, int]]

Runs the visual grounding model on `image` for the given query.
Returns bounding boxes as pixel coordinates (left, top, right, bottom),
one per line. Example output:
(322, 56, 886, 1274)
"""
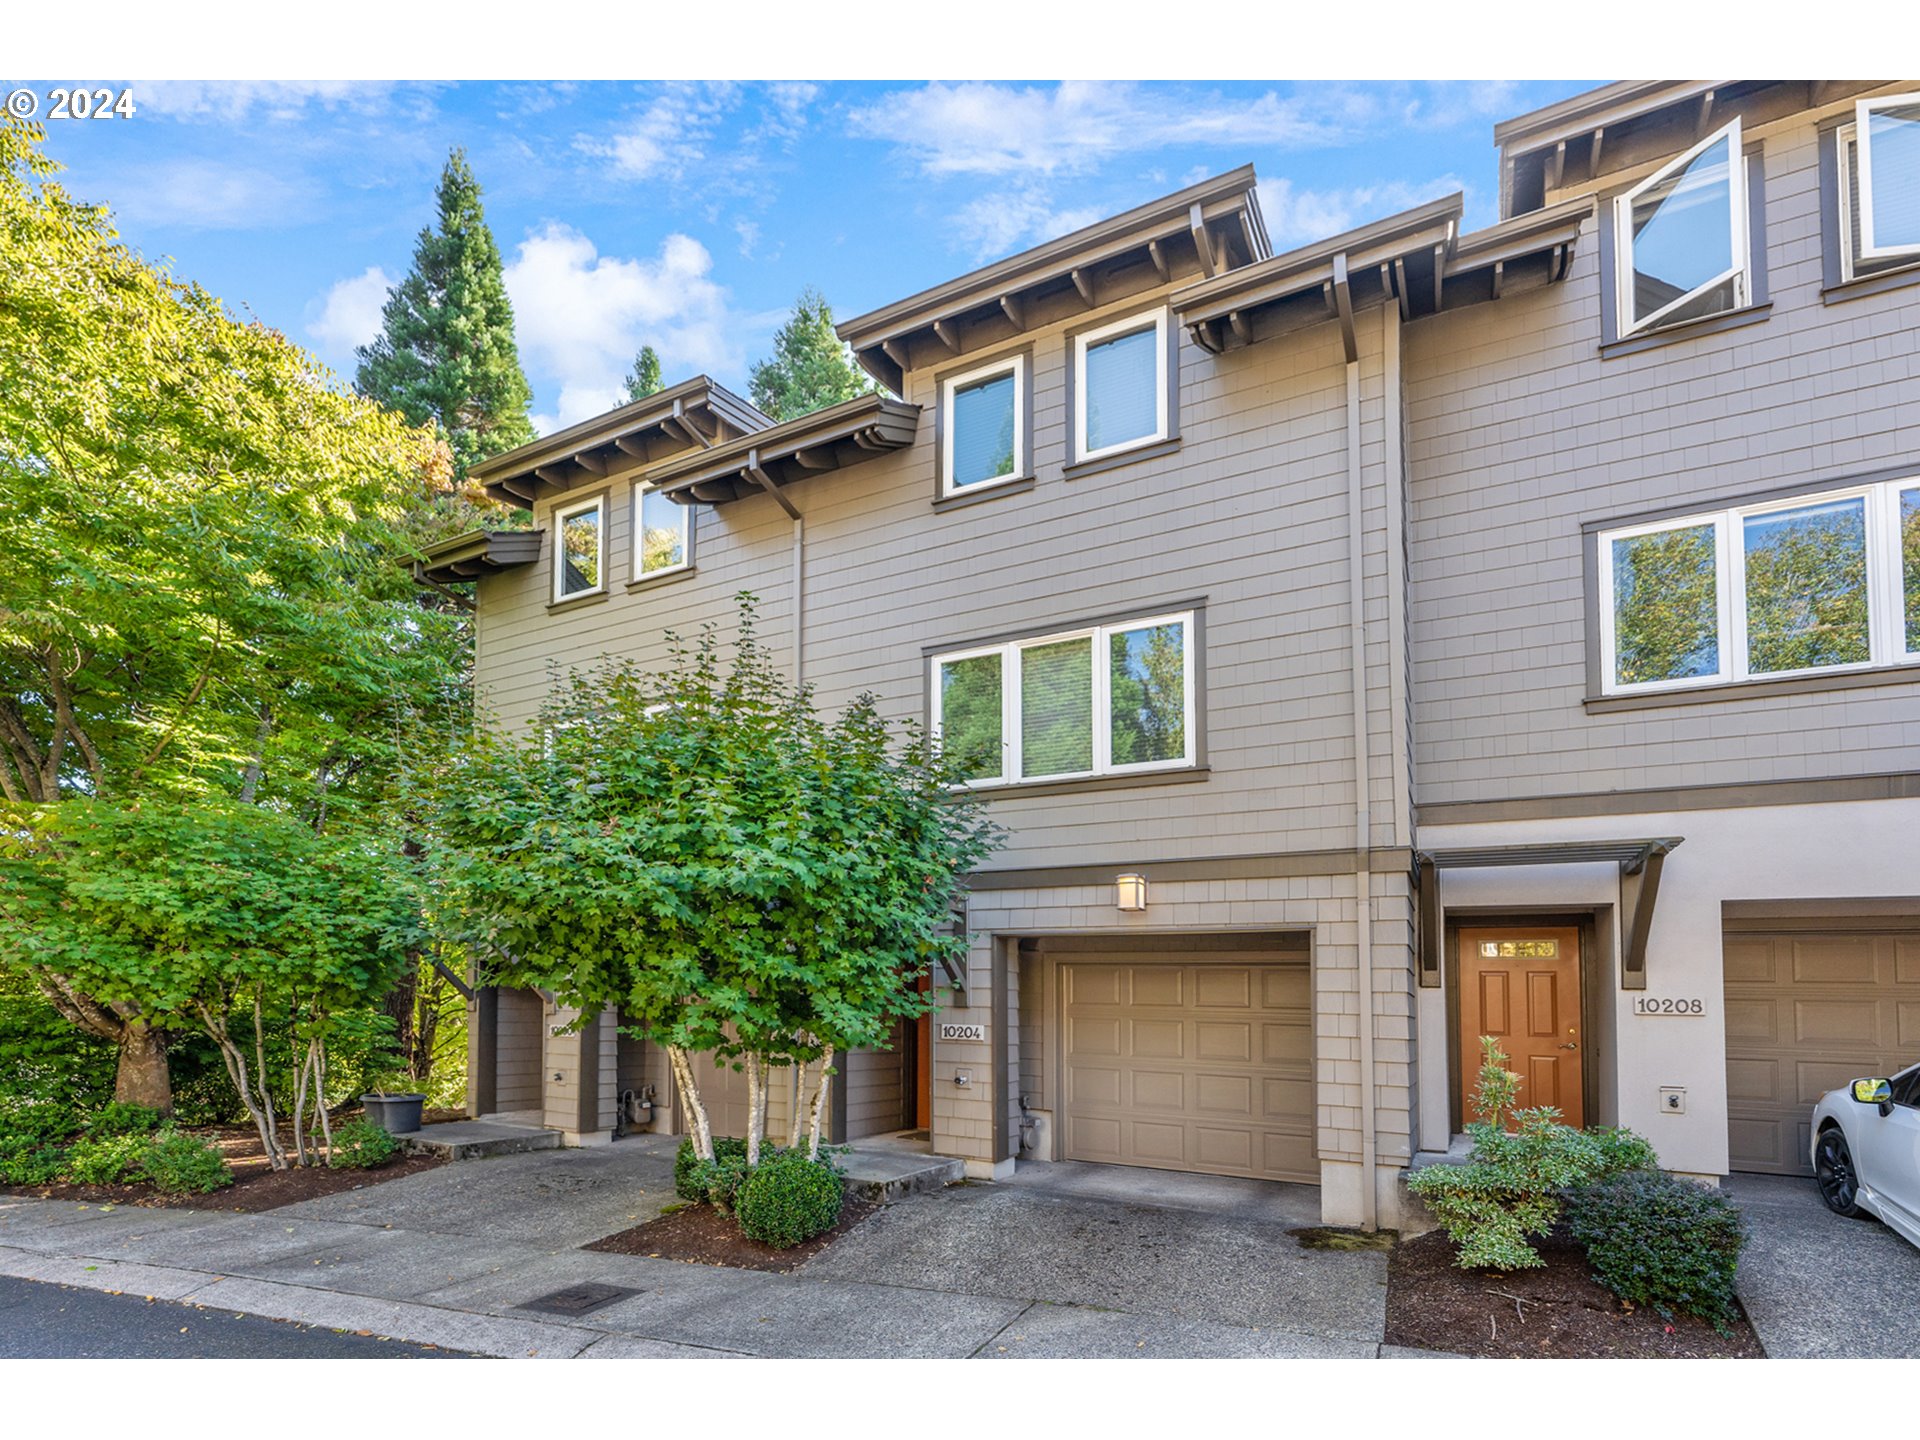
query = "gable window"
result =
(941, 354, 1024, 495)
(634, 483, 692, 579)
(932, 611, 1195, 787)
(553, 495, 605, 602)
(1597, 477, 1920, 696)
(1838, 94, 1920, 281)
(1074, 309, 1169, 463)
(1614, 119, 1749, 338)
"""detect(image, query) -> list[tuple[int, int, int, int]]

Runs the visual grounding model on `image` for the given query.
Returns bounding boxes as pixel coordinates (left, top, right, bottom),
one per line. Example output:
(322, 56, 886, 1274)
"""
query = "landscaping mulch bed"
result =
(585, 1195, 877, 1274)
(1, 1123, 443, 1214)
(1386, 1227, 1764, 1358)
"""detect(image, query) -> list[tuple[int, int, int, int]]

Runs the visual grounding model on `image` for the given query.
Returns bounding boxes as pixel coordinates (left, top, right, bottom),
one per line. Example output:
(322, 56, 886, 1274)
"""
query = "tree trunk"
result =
(806, 1046, 834, 1160)
(666, 1045, 713, 1161)
(744, 1052, 765, 1166)
(788, 1058, 812, 1149)
(114, 1020, 173, 1114)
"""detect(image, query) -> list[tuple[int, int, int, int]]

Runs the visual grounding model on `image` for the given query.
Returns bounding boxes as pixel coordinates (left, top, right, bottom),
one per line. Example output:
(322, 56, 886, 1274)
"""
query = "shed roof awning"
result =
(647, 393, 922, 508)
(410, 527, 544, 586)
(836, 168, 1269, 393)
(1172, 193, 1588, 360)
(468, 376, 773, 510)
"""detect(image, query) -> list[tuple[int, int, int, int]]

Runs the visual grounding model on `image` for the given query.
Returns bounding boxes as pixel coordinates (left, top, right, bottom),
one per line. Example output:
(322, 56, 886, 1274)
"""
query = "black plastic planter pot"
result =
(361, 1093, 426, 1134)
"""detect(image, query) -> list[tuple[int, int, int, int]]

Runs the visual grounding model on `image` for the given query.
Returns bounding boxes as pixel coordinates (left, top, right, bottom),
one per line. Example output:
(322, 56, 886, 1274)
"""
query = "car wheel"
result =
(1814, 1126, 1866, 1218)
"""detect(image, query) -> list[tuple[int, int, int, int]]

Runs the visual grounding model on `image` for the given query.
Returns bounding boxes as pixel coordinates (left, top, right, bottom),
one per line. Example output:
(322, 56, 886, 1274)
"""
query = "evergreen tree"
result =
(747, 286, 878, 421)
(357, 148, 536, 476)
(624, 344, 664, 402)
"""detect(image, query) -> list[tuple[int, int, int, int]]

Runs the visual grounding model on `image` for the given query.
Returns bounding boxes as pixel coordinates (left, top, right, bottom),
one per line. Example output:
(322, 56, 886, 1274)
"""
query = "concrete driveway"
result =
(1729, 1172, 1920, 1358)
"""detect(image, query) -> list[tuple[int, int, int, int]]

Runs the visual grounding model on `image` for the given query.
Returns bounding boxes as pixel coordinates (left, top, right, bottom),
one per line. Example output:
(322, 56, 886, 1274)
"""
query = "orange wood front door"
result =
(1458, 926, 1584, 1127)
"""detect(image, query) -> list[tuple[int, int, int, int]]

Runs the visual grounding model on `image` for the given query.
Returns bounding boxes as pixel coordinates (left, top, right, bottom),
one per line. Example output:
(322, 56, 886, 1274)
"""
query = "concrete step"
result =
(397, 1121, 564, 1161)
(835, 1147, 966, 1203)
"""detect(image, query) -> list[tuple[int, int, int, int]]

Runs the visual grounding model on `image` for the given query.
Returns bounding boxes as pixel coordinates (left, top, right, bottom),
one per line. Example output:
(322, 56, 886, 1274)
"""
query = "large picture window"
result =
(932, 612, 1196, 786)
(553, 495, 605, 602)
(1614, 119, 1749, 337)
(941, 354, 1024, 495)
(1073, 309, 1169, 463)
(1598, 477, 1920, 695)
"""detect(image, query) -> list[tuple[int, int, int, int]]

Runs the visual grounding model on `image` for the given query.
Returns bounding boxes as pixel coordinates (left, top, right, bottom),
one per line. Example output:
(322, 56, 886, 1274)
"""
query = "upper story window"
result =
(553, 494, 605, 602)
(634, 483, 692, 579)
(1598, 476, 1920, 696)
(1839, 94, 1920, 281)
(1073, 309, 1169, 463)
(1613, 119, 1750, 338)
(941, 353, 1025, 495)
(932, 611, 1196, 788)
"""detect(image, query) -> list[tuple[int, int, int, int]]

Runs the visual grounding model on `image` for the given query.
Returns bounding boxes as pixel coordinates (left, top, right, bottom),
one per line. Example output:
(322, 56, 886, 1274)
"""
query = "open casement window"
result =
(1614, 119, 1749, 338)
(1598, 477, 1920, 695)
(1073, 309, 1169, 463)
(633, 483, 692, 578)
(941, 354, 1024, 495)
(932, 611, 1196, 787)
(553, 495, 605, 602)
(1855, 93, 1920, 264)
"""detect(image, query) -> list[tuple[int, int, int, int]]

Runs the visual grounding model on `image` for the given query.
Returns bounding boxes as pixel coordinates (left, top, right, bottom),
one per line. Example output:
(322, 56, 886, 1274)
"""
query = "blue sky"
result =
(28, 79, 1592, 433)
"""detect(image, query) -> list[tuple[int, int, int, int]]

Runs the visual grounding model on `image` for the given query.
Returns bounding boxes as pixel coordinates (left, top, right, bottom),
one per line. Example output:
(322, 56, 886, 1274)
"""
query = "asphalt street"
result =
(0, 1276, 467, 1358)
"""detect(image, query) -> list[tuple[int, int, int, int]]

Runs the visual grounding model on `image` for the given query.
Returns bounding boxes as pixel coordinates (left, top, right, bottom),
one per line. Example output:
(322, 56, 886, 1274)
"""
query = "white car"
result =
(1812, 1061, 1920, 1248)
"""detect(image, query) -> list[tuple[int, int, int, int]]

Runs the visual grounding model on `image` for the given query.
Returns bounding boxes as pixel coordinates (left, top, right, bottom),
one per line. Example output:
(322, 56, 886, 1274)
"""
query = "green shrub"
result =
(1565, 1169, 1748, 1335)
(0, 1135, 68, 1185)
(87, 1103, 166, 1138)
(735, 1148, 844, 1249)
(141, 1132, 232, 1194)
(0, 1102, 81, 1147)
(329, 1119, 402, 1170)
(63, 1132, 152, 1185)
(675, 1135, 749, 1202)
(1406, 1037, 1656, 1270)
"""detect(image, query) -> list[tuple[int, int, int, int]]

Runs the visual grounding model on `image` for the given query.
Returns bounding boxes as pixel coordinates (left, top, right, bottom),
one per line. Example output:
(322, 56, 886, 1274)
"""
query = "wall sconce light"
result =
(1115, 873, 1148, 912)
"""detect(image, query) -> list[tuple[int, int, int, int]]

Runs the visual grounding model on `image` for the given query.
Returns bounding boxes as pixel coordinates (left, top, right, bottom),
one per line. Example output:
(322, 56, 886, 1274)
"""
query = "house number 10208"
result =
(1633, 997, 1705, 1016)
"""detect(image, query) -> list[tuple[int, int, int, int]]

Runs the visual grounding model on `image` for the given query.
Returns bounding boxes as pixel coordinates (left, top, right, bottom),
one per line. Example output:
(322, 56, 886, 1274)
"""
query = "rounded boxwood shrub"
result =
(1564, 1168, 1748, 1334)
(141, 1132, 233, 1195)
(329, 1119, 402, 1170)
(64, 1132, 152, 1185)
(675, 1135, 749, 1202)
(87, 1103, 166, 1138)
(735, 1149, 843, 1249)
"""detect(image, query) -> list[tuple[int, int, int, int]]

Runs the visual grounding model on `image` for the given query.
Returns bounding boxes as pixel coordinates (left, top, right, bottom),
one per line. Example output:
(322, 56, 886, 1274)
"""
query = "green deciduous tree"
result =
(747, 287, 878, 422)
(427, 599, 1001, 1164)
(356, 147, 536, 477)
(624, 344, 664, 403)
(0, 120, 470, 1110)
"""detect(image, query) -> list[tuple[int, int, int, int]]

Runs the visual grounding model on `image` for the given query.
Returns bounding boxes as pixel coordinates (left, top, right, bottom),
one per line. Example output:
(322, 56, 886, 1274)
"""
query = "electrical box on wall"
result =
(1659, 1086, 1686, 1115)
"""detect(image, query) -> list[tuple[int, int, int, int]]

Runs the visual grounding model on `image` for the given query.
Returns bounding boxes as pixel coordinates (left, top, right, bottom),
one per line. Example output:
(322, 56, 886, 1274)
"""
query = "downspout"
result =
(744, 454, 805, 685)
(1339, 262, 1379, 1233)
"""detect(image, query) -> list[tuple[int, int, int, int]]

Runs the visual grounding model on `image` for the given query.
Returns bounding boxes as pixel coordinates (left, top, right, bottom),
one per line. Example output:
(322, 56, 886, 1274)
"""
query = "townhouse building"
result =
(419, 80, 1920, 1228)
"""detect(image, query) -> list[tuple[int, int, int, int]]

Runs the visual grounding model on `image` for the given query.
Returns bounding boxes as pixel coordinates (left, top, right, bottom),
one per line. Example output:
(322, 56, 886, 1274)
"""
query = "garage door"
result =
(1724, 926, 1920, 1175)
(1061, 959, 1315, 1183)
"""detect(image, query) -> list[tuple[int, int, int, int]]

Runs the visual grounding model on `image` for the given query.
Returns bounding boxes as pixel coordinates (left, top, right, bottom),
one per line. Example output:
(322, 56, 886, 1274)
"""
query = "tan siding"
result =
(491, 987, 544, 1114)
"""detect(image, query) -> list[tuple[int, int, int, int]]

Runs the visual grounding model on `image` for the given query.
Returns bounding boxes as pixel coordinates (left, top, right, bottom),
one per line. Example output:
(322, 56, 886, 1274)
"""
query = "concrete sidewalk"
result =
(0, 1143, 1418, 1360)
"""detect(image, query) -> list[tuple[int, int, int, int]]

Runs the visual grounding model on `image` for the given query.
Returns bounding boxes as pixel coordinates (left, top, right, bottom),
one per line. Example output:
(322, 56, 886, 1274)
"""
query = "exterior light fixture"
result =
(1115, 873, 1148, 912)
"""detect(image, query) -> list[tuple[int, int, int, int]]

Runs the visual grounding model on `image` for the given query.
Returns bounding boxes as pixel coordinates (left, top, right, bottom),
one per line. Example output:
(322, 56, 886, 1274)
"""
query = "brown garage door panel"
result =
(1724, 928, 1920, 1176)
(1062, 960, 1315, 1185)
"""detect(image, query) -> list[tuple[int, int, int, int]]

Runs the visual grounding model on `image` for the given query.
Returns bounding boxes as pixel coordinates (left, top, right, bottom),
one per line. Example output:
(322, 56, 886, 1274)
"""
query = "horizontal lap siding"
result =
(492, 988, 544, 1114)
(1405, 112, 1920, 807)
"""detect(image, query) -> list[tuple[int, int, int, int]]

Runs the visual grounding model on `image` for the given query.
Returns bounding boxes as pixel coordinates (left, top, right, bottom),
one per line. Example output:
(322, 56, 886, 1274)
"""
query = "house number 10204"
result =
(1633, 997, 1705, 1016)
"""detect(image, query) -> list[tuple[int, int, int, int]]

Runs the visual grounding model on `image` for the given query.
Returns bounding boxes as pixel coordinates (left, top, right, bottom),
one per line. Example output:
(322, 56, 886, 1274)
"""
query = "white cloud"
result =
(1257, 175, 1470, 249)
(503, 222, 738, 432)
(306, 266, 393, 364)
(847, 81, 1339, 178)
(134, 81, 406, 122)
(575, 82, 738, 182)
(106, 159, 312, 230)
(951, 185, 1106, 262)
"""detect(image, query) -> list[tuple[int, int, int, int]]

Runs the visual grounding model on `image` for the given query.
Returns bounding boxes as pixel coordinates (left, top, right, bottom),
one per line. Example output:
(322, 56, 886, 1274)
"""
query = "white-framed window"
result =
(633, 482, 692, 578)
(1613, 118, 1749, 338)
(553, 494, 605, 602)
(1073, 308, 1169, 463)
(1598, 476, 1920, 695)
(931, 611, 1196, 787)
(1853, 93, 1920, 266)
(941, 354, 1024, 495)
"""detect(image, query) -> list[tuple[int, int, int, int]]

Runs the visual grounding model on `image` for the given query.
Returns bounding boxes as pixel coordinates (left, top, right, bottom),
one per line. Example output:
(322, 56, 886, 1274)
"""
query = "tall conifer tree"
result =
(747, 287, 877, 421)
(357, 148, 535, 476)
(624, 344, 663, 402)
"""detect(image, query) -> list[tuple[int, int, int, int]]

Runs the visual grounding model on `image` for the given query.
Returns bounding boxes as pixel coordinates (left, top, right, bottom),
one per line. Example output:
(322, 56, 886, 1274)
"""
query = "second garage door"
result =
(1724, 924, 1920, 1175)
(1061, 959, 1315, 1184)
